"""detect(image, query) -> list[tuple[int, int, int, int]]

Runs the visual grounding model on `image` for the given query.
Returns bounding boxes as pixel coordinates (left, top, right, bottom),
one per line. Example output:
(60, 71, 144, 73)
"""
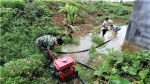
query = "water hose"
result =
(56, 37, 116, 54)
(75, 61, 96, 71)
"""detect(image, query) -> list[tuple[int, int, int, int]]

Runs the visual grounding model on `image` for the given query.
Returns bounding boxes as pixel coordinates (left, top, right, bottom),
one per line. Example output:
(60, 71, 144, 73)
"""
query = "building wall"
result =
(122, 0, 150, 51)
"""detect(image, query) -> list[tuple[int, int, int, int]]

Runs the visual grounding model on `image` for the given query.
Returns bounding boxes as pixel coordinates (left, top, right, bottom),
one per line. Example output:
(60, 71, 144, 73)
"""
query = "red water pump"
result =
(50, 56, 76, 83)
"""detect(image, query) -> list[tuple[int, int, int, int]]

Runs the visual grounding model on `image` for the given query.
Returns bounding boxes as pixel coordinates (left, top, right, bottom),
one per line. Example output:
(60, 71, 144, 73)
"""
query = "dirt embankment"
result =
(44, 1, 127, 39)
(44, 1, 102, 38)
(51, 13, 101, 38)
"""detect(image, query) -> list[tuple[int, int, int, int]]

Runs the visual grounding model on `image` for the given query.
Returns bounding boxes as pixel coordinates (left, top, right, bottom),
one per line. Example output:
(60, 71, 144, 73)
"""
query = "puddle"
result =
(97, 25, 128, 54)
(62, 35, 94, 64)
(62, 25, 128, 64)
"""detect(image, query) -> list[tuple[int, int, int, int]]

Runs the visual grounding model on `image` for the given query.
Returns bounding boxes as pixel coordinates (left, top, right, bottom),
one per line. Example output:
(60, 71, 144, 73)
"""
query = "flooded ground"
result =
(97, 25, 128, 54)
(62, 25, 128, 64)
(62, 36, 94, 63)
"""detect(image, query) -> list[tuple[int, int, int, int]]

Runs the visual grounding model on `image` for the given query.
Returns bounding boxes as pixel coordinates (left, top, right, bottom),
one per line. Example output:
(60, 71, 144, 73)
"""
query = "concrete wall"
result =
(122, 0, 150, 51)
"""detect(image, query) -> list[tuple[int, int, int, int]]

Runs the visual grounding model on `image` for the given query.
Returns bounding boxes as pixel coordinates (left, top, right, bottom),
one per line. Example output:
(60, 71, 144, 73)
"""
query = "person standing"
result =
(35, 35, 63, 64)
(102, 17, 109, 38)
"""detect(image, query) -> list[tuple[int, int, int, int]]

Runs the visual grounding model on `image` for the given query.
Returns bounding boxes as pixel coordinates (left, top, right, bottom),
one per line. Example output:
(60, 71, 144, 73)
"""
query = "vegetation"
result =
(87, 50, 150, 84)
(92, 34, 104, 45)
(59, 4, 79, 25)
(1, 0, 149, 84)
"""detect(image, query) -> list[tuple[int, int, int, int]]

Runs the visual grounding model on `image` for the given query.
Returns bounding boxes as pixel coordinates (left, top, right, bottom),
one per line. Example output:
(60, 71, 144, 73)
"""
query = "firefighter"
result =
(35, 35, 63, 64)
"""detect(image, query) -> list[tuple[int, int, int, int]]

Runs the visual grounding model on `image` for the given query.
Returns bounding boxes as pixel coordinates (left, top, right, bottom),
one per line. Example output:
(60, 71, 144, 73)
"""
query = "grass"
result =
(0, 0, 137, 84)
(92, 34, 104, 45)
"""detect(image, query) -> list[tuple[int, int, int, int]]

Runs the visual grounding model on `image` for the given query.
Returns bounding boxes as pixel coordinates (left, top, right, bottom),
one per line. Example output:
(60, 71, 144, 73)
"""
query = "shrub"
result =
(0, 54, 46, 84)
(92, 34, 104, 45)
(89, 44, 96, 54)
(61, 36, 72, 44)
(0, 0, 25, 10)
(61, 36, 79, 45)
(0, 8, 17, 34)
(22, 0, 51, 24)
(59, 4, 79, 25)
(91, 50, 150, 84)
(0, 0, 60, 63)
(72, 39, 79, 44)
(0, 32, 36, 62)
(122, 2, 134, 7)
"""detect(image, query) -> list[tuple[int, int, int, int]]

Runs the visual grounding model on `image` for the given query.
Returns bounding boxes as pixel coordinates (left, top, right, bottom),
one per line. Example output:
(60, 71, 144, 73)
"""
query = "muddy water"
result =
(62, 36, 95, 64)
(97, 25, 128, 54)
(62, 25, 128, 64)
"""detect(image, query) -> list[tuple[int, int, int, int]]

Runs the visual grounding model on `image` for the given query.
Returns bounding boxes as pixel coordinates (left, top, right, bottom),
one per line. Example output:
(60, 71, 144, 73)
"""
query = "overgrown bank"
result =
(1, 0, 150, 84)
(43, 0, 133, 38)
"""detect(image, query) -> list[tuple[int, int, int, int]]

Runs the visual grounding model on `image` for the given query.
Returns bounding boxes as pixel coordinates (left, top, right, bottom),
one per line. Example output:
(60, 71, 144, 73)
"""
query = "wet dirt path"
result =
(62, 25, 128, 64)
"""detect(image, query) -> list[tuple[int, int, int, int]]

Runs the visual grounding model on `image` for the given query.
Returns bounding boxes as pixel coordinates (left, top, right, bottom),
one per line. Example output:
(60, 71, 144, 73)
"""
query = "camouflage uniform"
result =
(35, 35, 56, 63)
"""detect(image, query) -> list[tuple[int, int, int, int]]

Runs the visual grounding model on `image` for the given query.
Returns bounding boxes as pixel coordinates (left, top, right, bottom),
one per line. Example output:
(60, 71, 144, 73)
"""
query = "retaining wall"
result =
(122, 0, 150, 51)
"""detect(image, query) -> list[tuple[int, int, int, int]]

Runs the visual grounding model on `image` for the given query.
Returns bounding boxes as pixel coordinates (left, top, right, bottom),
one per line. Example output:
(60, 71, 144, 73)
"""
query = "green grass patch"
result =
(92, 34, 104, 45)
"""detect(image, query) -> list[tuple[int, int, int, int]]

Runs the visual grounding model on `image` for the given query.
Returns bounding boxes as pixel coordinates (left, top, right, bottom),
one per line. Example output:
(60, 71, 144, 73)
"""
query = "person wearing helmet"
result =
(35, 35, 63, 64)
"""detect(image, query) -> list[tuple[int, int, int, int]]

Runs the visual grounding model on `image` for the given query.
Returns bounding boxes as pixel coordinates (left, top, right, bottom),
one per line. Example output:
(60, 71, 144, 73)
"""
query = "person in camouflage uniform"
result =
(35, 35, 63, 64)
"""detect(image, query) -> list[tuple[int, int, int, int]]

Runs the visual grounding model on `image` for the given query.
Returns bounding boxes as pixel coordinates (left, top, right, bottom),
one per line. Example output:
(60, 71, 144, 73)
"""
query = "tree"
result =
(59, 4, 79, 25)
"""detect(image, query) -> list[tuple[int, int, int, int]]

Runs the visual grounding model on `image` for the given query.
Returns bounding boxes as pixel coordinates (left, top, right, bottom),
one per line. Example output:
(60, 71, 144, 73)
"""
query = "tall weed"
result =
(92, 34, 104, 45)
